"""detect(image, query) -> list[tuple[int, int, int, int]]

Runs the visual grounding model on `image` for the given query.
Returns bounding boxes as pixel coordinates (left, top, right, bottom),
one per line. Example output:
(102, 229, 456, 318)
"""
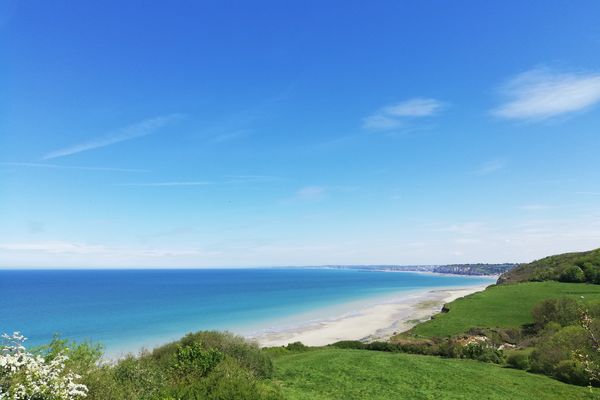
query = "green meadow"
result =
(273, 348, 595, 400)
(407, 281, 600, 338)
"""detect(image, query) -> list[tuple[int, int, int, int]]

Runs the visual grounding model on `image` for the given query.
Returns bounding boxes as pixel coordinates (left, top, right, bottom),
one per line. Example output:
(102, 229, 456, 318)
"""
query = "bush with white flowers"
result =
(0, 332, 88, 400)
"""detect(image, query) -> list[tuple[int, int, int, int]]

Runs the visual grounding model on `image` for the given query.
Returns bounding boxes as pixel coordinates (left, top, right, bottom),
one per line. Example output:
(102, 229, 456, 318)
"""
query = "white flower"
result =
(0, 332, 88, 400)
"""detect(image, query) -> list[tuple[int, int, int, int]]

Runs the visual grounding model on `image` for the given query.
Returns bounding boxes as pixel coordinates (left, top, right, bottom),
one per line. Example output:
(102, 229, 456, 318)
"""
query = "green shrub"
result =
(108, 355, 166, 399)
(329, 340, 366, 350)
(261, 347, 291, 357)
(554, 359, 590, 386)
(437, 340, 462, 358)
(506, 350, 530, 370)
(285, 342, 309, 352)
(559, 266, 586, 283)
(529, 325, 588, 374)
(365, 341, 398, 352)
(153, 331, 273, 379)
(532, 297, 580, 327)
(460, 343, 504, 364)
(10, 331, 285, 400)
(581, 262, 599, 283)
(169, 357, 283, 400)
(170, 342, 224, 381)
(531, 269, 556, 282)
(586, 300, 600, 318)
(32, 335, 103, 379)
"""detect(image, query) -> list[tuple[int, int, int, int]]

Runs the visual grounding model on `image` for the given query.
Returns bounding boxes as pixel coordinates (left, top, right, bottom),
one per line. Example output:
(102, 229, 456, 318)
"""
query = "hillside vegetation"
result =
(267, 279, 600, 394)
(273, 348, 595, 400)
(407, 281, 600, 338)
(498, 248, 600, 284)
(384, 280, 600, 387)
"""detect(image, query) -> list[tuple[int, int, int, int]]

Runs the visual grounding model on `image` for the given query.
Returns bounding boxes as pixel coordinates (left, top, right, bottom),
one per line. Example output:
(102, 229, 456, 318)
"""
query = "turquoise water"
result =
(0, 268, 494, 354)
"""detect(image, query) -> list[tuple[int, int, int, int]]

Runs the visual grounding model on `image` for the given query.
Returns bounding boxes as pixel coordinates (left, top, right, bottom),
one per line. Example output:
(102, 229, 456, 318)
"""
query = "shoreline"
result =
(103, 281, 493, 359)
(247, 283, 491, 347)
(96, 275, 495, 358)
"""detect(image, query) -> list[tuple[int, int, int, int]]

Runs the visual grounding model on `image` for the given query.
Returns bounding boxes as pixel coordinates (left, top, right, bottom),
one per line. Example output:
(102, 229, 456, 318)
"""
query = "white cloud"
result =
(224, 175, 283, 183)
(453, 238, 482, 245)
(43, 114, 184, 160)
(382, 98, 442, 117)
(2, 215, 600, 267)
(0, 241, 107, 254)
(362, 115, 401, 130)
(212, 129, 252, 143)
(295, 186, 326, 201)
(120, 176, 282, 187)
(118, 181, 212, 187)
(431, 221, 486, 235)
(363, 98, 443, 130)
(473, 159, 506, 175)
(0, 240, 220, 262)
(0, 162, 148, 173)
(492, 67, 600, 120)
(518, 204, 553, 211)
(576, 191, 600, 196)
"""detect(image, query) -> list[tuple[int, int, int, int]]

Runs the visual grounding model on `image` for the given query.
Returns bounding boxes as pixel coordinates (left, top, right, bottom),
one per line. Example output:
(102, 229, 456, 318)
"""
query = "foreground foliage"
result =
(3, 331, 282, 400)
(98, 331, 282, 400)
(0, 333, 88, 400)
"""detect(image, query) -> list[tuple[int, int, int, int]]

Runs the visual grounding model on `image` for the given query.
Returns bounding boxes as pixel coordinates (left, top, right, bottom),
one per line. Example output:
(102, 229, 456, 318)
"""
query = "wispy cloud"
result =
(224, 175, 283, 184)
(473, 159, 506, 175)
(431, 221, 486, 235)
(295, 186, 327, 201)
(382, 98, 443, 117)
(0, 240, 219, 258)
(212, 129, 253, 143)
(118, 181, 212, 187)
(0, 162, 148, 173)
(518, 204, 553, 211)
(492, 67, 600, 120)
(0, 241, 106, 254)
(363, 98, 443, 130)
(290, 185, 357, 202)
(575, 191, 600, 196)
(119, 175, 283, 187)
(42, 114, 184, 160)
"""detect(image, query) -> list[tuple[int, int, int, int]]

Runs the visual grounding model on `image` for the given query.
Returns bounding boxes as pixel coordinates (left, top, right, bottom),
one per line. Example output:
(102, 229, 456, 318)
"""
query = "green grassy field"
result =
(407, 281, 600, 338)
(274, 348, 595, 400)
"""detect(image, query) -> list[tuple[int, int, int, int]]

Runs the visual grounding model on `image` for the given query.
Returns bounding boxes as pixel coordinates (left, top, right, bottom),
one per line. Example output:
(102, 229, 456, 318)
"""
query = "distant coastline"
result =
(318, 263, 516, 277)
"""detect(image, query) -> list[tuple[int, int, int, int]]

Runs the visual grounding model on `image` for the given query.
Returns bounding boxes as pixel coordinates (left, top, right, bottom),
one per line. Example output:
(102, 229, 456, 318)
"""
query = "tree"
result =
(559, 266, 586, 283)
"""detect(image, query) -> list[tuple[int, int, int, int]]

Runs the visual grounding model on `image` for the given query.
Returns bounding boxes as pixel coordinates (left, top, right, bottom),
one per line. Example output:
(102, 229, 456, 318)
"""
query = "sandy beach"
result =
(249, 283, 490, 347)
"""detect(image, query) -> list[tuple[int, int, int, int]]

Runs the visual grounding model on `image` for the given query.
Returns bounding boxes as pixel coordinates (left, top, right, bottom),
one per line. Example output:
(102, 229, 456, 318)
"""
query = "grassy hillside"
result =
(274, 348, 595, 400)
(498, 248, 600, 284)
(406, 281, 600, 338)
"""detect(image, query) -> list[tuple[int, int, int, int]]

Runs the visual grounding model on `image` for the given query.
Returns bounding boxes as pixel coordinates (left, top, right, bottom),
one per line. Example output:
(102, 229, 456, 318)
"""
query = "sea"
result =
(0, 268, 494, 355)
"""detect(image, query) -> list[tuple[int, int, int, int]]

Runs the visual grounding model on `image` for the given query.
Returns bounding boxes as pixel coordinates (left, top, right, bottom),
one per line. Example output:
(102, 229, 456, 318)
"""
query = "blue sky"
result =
(2, 1, 600, 267)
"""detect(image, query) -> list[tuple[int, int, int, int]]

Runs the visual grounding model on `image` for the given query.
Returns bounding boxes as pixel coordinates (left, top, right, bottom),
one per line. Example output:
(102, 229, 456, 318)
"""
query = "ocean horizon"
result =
(1, 268, 494, 355)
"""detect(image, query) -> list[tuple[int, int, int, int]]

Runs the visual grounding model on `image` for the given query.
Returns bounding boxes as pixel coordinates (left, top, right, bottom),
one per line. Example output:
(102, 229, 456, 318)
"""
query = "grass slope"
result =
(408, 281, 600, 338)
(499, 247, 600, 284)
(274, 349, 595, 400)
